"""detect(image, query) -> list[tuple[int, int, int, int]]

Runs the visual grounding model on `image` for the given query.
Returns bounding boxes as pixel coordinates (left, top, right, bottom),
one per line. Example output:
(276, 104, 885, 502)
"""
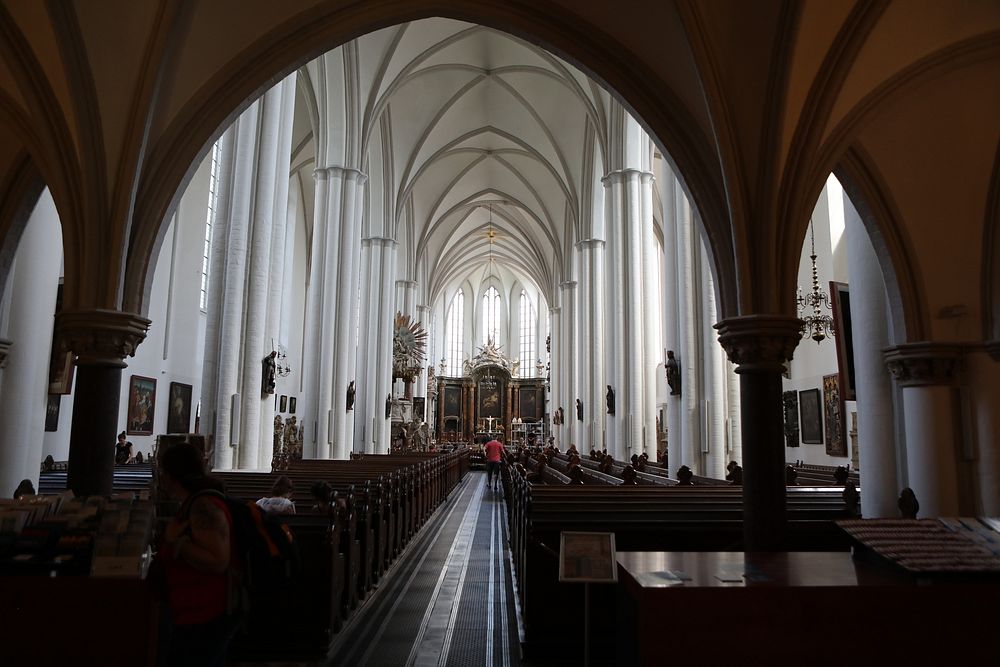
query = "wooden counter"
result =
(616, 551, 1000, 666)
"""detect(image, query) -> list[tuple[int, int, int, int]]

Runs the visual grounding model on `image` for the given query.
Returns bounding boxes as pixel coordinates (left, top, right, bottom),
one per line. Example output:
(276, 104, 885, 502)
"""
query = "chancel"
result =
(0, 4, 999, 666)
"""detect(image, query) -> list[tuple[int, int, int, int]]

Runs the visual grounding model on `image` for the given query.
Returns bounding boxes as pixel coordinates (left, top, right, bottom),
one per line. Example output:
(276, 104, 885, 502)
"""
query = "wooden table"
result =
(616, 551, 1000, 666)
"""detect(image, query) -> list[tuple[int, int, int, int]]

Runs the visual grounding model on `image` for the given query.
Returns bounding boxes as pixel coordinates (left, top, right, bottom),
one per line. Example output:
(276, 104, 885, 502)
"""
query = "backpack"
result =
(185, 489, 301, 616)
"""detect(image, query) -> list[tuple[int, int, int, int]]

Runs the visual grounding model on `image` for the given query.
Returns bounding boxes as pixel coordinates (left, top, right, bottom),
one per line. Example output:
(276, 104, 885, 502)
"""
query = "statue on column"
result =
(346, 381, 356, 411)
(385, 393, 392, 419)
(271, 414, 288, 472)
(666, 350, 681, 396)
(576, 398, 583, 421)
(553, 407, 563, 425)
(262, 351, 277, 396)
(606, 385, 615, 415)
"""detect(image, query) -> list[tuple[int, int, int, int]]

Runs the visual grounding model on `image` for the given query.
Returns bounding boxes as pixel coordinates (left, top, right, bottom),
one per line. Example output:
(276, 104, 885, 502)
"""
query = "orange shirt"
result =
(484, 440, 504, 463)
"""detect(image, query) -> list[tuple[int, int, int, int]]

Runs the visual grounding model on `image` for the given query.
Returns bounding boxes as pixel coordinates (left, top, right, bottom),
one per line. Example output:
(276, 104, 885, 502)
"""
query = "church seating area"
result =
(502, 459, 854, 660)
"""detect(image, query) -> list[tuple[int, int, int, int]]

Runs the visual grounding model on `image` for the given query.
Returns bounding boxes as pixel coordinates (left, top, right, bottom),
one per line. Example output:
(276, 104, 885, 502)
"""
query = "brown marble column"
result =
(715, 315, 801, 551)
(58, 309, 150, 497)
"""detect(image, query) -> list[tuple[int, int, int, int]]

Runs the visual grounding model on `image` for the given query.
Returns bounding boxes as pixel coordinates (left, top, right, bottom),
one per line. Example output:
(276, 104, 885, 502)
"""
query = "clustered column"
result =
(200, 76, 296, 470)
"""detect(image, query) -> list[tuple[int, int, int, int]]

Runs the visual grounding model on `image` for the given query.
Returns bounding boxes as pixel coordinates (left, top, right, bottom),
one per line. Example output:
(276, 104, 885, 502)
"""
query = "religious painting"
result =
(47, 282, 75, 395)
(289, 396, 297, 414)
(45, 394, 60, 432)
(166, 382, 193, 434)
(519, 387, 539, 420)
(127, 375, 157, 435)
(782, 390, 799, 448)
(444, 386, 462, 417)
(798, 388, 823, 445)
(830, 282, 857, 401)
(413, 396, 425, 421)
(823, 374, 846, 457)
(279, 395, 288, 412)
(478, 380, 502, 418)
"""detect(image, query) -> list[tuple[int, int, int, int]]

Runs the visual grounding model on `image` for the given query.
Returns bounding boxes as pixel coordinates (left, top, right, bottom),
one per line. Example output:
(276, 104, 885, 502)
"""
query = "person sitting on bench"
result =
(256, 476, 296, 514)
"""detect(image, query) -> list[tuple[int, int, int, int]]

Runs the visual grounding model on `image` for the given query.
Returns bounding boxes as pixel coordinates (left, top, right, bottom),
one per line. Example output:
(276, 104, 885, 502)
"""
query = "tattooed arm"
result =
(176, 497, 231, 574)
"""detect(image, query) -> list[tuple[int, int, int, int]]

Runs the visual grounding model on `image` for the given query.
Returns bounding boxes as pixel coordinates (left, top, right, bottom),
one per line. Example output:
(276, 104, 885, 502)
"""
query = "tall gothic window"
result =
(519, 290, 536, 377)
(199, 141, 221, 310)
(482, 286, 500, 345)
(446, 290, 464, 376)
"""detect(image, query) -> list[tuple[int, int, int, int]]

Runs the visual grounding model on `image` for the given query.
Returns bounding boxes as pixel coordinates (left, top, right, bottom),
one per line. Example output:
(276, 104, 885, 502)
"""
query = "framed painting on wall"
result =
(289, 397, 297, 414)
(279, 395, 288, 412)
(830, 281, 857, 401)
(444, 386, 462, 417)
(45, 394, 61, 432)
(413, 396, 425, 421)
(798, 388, 823, 445)
(823, 374, 846, 456)
(127, 375, 157, 435)
(166, 382, 193, 434)
(782, 390, 799, 448)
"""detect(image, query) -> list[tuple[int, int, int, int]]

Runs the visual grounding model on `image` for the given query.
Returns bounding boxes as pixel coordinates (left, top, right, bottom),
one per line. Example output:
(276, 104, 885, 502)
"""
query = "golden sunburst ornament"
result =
(393, 312, 428, 372)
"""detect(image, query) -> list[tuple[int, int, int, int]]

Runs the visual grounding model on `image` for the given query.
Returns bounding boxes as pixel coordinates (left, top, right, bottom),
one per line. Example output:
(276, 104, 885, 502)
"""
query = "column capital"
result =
(986, 340, 1000, 362)
(314, 165, 368, 184)
(395, 279, 418, 288)
(575, 238, 606, 250)
(714, 315, 802, 372)
(0, 338, 11, 368)
(559, 280, 578, 290)
(549, 306, 561, 314)
(601, 168, 655, 186)
(56, 309, 150, 367)
(361, 235, 396, 248)
(883, 342, 963, 386)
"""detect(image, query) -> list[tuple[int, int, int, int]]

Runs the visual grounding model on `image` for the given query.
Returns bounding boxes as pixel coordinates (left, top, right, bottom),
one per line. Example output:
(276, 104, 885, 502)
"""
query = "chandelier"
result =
(796, 221, 835, 343)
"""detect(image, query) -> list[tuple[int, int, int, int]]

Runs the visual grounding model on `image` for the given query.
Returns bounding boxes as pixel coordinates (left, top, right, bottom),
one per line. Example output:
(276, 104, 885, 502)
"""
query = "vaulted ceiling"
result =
(290, 19, 617, 307)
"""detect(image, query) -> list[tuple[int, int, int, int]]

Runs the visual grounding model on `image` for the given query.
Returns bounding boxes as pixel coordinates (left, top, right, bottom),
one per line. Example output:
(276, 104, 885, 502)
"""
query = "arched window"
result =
(446, 290, 464, 376)
(482, 286, 500, 345)
(519, 289, 536, 377)
(199, 140, 221, 310)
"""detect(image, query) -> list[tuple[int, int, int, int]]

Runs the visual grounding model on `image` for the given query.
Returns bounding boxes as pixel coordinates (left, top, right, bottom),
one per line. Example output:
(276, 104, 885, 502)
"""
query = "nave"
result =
(328, 472, 519, 667)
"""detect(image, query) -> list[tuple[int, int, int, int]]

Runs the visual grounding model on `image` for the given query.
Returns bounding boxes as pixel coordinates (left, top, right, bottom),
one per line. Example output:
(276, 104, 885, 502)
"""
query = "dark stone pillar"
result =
(715, 315, 801, 551)
(58, 309, 150, 497)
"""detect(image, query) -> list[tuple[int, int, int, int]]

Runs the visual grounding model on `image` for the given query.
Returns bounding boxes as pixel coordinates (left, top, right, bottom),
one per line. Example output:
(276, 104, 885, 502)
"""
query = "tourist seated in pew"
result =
(785, 465, 798, 486)
(843, 482, 860, 517)
(567, 443, 578, 456)
(676, 465, 694, 485)
(636, 453, 648, 472)
(727, 464, 743, 485)
(310, 481, 334, 514)
(115, 431, 135, 465)
(256, 476, 296, 514)
(833, 465, 849, 485)
(41, 454, 55, 472)
(136, 451, 145, 464)
(566, 464, 585, 485)
(598, 456, 614, 475)
(13, 479, 35, 499)
(621, 465, 638, 485)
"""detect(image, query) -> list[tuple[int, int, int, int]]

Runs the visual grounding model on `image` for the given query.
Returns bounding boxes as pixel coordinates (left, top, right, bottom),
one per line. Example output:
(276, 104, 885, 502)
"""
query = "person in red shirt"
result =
(484, 438, 505, 491)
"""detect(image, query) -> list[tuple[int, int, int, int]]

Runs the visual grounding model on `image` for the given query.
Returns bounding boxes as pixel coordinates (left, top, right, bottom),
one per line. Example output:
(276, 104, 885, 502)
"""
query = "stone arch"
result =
(122, 3, 730, 324)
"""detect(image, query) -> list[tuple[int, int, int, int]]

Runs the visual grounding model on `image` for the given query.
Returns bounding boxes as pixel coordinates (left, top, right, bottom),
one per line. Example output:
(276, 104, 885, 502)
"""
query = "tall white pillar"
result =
(702, 252, 726, 479)
(0, 190, 61, 495)
(414, 304, 432, 401)
(577, 239, 605, 453)
(845, 200, 898, 516)
(303, 166, 367, 460)
(560, 281, 578, 448)
(966, 350, 1000, 514)
(548, 305, 561, 448)
(661, 174, 682, 471)
(676, 182, 701, 474)
(885, 345, 963, 517)
(356, 237, 397, 454)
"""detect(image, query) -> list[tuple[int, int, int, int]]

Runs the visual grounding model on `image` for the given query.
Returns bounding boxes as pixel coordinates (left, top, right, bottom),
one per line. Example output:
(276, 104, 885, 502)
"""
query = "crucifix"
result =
(484, 416, 498, 432)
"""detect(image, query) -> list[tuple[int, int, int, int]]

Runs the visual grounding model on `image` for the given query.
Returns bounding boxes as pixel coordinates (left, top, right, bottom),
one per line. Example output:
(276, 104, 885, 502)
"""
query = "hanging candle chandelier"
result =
(796, 221, 835, 343)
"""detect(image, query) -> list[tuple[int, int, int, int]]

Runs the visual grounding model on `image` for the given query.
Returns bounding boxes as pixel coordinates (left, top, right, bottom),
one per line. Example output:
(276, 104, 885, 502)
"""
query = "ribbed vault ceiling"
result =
(291, 18, 615, 306)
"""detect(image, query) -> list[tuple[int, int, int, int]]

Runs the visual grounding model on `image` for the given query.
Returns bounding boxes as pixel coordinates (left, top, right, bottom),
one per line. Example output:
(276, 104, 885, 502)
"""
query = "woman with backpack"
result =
(156, 442, 239, 667)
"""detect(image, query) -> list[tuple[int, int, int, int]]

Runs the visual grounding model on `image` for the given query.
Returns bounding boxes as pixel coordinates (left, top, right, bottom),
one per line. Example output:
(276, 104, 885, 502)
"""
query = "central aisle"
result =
(329, 472, 521, 666)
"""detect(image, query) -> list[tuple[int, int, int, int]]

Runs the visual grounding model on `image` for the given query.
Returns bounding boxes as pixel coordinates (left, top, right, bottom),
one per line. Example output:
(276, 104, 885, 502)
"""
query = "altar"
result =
(436, 339, 546, 444)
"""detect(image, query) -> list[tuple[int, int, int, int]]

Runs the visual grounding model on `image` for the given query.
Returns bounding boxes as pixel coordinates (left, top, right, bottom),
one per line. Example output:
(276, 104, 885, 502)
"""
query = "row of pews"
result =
(502, 451, 856, 662)
(214, 450, 469, 659)
(39, 463, 154, 494)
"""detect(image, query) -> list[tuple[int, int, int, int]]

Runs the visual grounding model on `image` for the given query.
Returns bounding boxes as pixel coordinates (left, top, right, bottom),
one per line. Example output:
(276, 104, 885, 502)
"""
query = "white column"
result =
(845, 200, 898, 516)
(414, 304, 432, 400)
(639, 171, 659, 460)
(702, 250, 726, 479)
(578, 240, 605, 454)
(548, 305, 561, 448)
(661, 173, 682, 471)
(885, 345, 963, 517)
(356, 237, 397, 454)
(676, 180, 701, 474)
(560, 281, 578, 448)
(207, 111, 257, 469)
(0, 190, 61, 495)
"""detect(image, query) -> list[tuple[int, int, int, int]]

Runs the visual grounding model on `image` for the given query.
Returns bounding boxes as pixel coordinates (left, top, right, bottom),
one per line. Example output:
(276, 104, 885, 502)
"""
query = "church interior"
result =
(0, 2, 998, 665)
